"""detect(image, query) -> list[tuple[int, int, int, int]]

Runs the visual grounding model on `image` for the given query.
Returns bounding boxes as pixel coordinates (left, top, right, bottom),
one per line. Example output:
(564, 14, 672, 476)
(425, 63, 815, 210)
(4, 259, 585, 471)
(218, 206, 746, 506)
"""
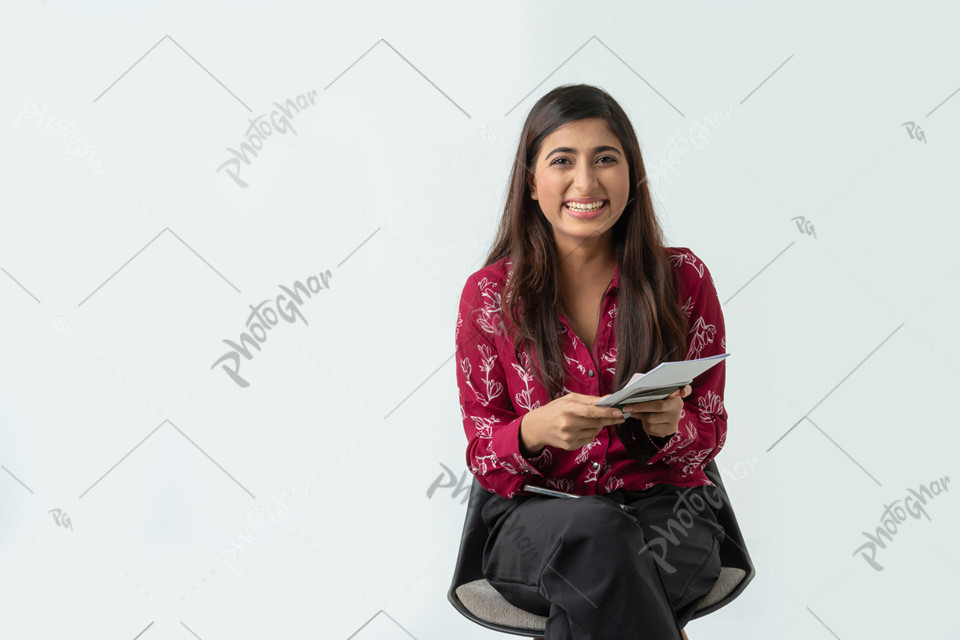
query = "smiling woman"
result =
(529, 122, 629, 233)
(454, 83, 732, 639)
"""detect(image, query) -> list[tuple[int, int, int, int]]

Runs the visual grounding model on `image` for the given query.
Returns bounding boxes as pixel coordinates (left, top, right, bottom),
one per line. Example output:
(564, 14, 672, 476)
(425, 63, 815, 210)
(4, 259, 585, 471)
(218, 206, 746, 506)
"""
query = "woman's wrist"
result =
(519, 412, 545, 458)
(647, 431, 675, 448)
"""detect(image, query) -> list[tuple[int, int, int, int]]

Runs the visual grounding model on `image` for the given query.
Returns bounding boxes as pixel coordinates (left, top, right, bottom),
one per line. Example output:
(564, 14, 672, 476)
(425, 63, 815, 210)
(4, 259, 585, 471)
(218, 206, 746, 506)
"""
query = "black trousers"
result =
(480, 482, 725, 640)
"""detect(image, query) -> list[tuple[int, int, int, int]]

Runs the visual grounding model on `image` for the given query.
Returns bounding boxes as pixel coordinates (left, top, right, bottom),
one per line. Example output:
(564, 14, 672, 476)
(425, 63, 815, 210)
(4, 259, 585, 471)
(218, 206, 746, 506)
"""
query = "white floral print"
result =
(603, 474, 625, 493)
(574, 439, 601, 464)
(668, 251, 705, 278)
(546, 477, 574, 492)
(697, 390, 725, 424)
(456, 247, 727, 498)
(686, 315, 717, 360)
(533, 447, 554, 470)
(512, 350, 541, 413)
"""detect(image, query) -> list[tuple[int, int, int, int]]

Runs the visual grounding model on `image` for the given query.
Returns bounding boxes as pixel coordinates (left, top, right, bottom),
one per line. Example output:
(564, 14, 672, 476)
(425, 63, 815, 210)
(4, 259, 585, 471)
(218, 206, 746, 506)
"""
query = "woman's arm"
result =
(643, 249, 728, 475)
(456, 274, 550, 499)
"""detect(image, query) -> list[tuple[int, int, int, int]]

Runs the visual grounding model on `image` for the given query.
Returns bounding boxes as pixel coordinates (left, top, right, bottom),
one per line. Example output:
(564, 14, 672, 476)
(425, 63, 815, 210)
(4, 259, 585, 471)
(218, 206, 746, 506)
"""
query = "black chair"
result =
(447, 458, 755, 637)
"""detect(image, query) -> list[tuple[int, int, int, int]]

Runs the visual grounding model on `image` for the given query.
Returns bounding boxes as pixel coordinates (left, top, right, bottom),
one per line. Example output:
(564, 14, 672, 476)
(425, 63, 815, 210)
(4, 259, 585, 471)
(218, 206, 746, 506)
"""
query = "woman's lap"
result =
(480, 483, 725, 635)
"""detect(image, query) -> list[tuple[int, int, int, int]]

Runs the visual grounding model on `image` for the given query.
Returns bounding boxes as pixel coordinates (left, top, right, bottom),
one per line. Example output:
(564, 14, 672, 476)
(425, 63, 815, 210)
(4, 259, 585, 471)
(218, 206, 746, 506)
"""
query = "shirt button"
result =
(587, 370, 595, 377)
(591, 461, 600, 470)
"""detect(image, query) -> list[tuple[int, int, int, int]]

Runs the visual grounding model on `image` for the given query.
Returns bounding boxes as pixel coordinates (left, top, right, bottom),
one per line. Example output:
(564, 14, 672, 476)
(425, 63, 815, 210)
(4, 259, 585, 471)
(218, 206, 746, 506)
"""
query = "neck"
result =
(556, 242, 617, 292)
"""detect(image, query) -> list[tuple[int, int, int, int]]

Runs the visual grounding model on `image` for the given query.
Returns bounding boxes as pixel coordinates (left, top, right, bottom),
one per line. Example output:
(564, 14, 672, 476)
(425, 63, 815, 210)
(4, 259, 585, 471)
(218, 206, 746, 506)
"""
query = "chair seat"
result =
(455, 567, 747, 631)
(448, 460, 755, 635)
(455, 579, 548, 631)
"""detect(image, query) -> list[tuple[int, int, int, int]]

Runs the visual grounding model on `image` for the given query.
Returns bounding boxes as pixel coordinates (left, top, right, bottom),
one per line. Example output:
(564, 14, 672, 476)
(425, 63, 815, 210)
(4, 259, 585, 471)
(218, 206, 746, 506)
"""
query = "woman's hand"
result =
(521, 393, 626, 453)
(621, 384, 693, 438)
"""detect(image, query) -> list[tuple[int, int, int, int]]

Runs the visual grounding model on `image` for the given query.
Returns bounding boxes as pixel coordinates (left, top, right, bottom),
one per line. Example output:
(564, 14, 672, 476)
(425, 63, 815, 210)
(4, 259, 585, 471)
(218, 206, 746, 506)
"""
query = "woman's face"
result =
(526, 117, 630, 253)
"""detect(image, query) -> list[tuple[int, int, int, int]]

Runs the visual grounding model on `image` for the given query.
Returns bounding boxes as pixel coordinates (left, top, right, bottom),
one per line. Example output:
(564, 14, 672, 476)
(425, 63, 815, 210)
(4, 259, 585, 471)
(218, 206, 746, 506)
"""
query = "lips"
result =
(563, 200, 609, 219)
(564, 197, 606, 204)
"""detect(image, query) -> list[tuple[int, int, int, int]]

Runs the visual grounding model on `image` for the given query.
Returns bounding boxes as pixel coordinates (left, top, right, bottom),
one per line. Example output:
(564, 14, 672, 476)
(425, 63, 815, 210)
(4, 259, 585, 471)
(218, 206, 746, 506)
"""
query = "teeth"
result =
(565, 200, 605, 211)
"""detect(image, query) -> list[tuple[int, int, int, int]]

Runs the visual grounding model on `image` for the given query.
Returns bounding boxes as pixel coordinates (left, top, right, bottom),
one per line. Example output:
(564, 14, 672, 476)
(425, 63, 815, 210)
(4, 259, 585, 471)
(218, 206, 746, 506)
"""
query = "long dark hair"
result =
(483, 83, 689, 458)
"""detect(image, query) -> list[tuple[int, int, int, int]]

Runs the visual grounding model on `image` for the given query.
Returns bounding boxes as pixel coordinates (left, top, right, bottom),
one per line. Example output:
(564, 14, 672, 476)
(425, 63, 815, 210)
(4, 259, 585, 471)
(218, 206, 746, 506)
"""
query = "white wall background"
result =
(2, 1, 958, 638)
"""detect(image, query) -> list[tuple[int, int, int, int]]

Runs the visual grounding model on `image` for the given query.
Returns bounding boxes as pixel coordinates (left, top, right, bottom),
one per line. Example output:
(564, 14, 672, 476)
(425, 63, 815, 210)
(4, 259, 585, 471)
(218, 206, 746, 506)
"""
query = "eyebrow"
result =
(545, 145, 622, 160)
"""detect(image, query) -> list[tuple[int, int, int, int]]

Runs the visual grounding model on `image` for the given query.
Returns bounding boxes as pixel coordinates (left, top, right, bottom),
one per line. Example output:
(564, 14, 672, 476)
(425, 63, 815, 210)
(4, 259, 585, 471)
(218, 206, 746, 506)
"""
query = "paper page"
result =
(595, 353, 730, 408)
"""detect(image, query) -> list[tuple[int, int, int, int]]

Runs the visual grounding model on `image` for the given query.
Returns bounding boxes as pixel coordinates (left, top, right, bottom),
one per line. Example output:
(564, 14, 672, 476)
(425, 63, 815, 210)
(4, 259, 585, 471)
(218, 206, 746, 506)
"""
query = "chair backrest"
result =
(447, 458, 755, 622)
(691, 458, 755, 618)
(448, 471, 494, 590)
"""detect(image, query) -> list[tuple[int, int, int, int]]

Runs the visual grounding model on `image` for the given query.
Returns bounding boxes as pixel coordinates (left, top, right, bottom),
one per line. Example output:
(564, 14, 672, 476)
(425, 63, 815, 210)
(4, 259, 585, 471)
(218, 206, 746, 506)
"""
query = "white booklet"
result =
(593, 353, 730, 410)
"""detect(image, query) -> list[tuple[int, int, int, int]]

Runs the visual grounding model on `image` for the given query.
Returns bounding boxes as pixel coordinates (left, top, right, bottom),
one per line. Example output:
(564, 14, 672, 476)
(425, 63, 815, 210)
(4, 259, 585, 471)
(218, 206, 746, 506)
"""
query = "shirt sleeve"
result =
(456, 274, 549, 499)
(643, 252, 728, 475)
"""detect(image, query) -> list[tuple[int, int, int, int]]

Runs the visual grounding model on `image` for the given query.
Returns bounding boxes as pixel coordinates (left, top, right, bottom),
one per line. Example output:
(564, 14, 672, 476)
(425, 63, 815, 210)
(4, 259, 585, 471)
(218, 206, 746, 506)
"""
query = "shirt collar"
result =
(608, 261, 619, 294)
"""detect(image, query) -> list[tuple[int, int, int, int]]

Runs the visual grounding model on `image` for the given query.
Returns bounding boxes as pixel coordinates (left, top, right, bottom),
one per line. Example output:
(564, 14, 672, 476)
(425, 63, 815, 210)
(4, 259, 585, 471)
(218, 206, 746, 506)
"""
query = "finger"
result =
(586, 415, 625, 429)
(622, 398, 659, 411)
(573, 428, 597, 443)
(668, 383, 690, 398)
(582, 403, 624, 420)
(573, 416, 620, 434)
(578, 394, 621, 413)
(577, 393, 610, 404)
(627, 397, 671, 412)
(637, 411, 674, 427)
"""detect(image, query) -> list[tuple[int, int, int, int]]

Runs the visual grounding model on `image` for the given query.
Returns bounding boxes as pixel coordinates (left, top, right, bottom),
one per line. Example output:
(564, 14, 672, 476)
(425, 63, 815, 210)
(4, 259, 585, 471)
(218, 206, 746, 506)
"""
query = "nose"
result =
(573, 159, 599, 192)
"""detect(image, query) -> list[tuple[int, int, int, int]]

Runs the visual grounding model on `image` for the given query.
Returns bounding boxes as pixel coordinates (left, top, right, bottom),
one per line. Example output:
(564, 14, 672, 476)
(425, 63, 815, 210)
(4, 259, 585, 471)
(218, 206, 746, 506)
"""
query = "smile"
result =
(563, 200, 609, 219)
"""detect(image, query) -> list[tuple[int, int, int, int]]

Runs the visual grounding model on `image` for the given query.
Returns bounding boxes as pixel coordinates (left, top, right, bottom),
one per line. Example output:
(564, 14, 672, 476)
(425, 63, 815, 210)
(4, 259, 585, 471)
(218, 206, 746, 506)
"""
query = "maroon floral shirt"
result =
(455, 246, 727, 499)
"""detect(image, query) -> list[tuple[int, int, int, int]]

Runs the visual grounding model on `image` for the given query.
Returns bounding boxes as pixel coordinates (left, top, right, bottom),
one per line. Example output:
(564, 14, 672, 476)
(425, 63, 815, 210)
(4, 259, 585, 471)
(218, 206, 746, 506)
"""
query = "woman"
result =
(455, 84, 728, 639)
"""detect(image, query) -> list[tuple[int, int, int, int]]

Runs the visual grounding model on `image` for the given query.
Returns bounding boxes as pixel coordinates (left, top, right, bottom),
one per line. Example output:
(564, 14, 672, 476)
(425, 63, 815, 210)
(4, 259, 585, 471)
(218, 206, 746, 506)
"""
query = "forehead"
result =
(537, 118, 623, 162)
(538, 118, 621, 154)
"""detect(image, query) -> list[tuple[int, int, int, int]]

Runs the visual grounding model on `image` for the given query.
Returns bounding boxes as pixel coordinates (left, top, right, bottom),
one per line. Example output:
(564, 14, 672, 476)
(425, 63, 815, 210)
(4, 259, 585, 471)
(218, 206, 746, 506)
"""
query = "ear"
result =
(526, 170, 538, 201)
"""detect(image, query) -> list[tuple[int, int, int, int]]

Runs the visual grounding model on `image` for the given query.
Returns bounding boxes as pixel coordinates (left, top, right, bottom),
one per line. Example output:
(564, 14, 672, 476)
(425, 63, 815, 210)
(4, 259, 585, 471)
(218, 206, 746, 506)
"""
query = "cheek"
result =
(541, 180, 565, 204)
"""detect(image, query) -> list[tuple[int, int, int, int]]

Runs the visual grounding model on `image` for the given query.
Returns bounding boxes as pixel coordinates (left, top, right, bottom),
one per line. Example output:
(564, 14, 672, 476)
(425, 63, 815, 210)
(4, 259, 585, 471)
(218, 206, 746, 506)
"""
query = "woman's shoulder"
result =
(462, 256, 513, 291)
(664, 245, 722, 311)
(664, 245, 711, 281)
(458, 257, 515, 340)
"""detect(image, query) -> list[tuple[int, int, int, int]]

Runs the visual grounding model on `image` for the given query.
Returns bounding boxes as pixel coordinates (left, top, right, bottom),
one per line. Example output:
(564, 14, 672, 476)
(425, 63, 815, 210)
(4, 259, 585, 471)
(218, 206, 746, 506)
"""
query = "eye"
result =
(550, 156, 617, 166)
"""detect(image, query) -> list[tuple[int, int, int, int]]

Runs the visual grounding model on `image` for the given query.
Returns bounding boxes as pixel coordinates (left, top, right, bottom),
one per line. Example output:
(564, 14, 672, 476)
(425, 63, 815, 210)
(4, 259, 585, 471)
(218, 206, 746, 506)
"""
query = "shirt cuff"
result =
(648, 433, 675, 448)
(490, 414, 546, 479)
(644, 428, 682, 465)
